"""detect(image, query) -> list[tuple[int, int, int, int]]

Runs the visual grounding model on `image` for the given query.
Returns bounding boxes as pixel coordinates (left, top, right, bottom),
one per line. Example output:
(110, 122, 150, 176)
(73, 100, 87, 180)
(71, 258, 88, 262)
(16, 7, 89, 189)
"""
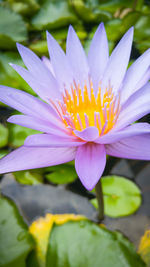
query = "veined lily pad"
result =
(91, 176, 142, 218)
(46, 219, 145, 267)
(0, 197, 34, 267)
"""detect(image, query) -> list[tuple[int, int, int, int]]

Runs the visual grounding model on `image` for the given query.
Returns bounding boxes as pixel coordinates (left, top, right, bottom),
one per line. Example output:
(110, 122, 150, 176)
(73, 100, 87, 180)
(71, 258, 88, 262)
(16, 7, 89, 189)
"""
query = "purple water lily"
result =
(0, 23, 150, 190)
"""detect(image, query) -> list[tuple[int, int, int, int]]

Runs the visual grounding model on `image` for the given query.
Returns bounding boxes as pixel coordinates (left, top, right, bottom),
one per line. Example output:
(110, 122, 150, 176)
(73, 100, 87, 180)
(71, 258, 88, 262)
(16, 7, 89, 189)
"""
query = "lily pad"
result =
(46, 219, 145, 267)
(91, 176, 142, 218)
(70, 0, 111, 23)
(32, 0, 78, 30)
(0, 6, 27, 49)
(45, 164, 77, 185)
(29, 213, 84, 267)
(0, 197, 34, 267)
(13, 170, 43, 185)
(8, 124, 41, 147)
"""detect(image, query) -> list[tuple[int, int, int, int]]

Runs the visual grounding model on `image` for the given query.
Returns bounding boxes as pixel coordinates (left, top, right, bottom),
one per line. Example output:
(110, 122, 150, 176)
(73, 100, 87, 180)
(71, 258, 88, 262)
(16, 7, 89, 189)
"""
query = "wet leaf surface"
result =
(0, 196, 34, 267)
(46, 220, 145, 267)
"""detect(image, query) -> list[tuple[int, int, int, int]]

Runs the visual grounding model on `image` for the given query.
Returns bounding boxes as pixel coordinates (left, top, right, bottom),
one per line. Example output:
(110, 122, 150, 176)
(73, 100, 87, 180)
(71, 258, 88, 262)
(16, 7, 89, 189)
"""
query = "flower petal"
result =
(42, 56, 55, 76)
(16, 43, 59, 94)
(106, 134, 150, 160)
(95, 123, 150, 144)
(102, 27, 133, 93)
(121, 48, 150, 104)
(115, 83, 150, 130)
(0, 146, 76, 174)
(75, 143, 106, 190)
(0, 85, 61, 123)
(46, 31, 73, 89)
(24, 133, 85, 147)
(66, 25, 89, 86)
(10, 64, 61, 101)
(88, 23, 109, 93)
(135, 67, 150, 91)
(74, 127, 99, 141)
(8, 115, 68, 135)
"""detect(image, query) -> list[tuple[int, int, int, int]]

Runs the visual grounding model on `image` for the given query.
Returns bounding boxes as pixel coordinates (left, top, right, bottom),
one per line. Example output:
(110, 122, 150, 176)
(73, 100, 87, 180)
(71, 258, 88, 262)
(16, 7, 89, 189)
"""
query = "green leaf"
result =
(105, 19, 123, 41)
(13, 170, 43, 185)
(0, 149, 8, 159)
(70, 0, 111, 23)
(99, 0, 135, 13)
(7, 0, 40, 16)
(135, 15, 150, 40)
(0, 197, 34, 267)
(134, 15, 150, 52)
(91, 176, 142, 218)
(29, 40, 49, 57)
(0, 123, 8, 148)
(0, 6, 27, 49)
(8, 124, 41, 148)
(45, 164, 77, 184)
(29, 213, 84, 267)
(26, 251, 40, 267)
(46, 220, 145, 267)
(32, 1, 78, 30)
(122, 11, 141, 32)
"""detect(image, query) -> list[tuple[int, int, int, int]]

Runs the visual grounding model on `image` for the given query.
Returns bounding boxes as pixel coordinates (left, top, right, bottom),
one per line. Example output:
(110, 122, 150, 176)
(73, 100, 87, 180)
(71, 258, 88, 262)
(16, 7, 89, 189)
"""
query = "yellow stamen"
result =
(53, 81, 120, 136)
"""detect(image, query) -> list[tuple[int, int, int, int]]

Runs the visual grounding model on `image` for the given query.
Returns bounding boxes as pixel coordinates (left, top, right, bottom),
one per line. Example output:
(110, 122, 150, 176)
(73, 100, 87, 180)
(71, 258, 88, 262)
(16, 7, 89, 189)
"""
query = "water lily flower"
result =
(0, 23, 150, 190)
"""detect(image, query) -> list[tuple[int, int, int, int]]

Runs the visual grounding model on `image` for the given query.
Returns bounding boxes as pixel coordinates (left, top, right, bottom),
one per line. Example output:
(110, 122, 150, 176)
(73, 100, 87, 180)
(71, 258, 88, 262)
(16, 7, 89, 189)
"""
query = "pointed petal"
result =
(10, 64, 61, 101)
(16, 43, 59, 95)
(0, 146, 76, 174)
(66, 25, 89, 85)
(24, 133, 85, 147)
(121, 48, 150, 104)
(102, 27, 134, 93)
(46, 31, 73, 89)
(0, 85, 61, 123)
(8, 115, 68, 135)
(74, 127, 99, 141)
(135, 67, 150, 91)
(88, 23, 109, 93)
(96, 123, 150, 144)
(75, 143, 106, 190)
(106, 134, 150, 160)
(115, 83, 150, 130)
(41, 56, 55, 76)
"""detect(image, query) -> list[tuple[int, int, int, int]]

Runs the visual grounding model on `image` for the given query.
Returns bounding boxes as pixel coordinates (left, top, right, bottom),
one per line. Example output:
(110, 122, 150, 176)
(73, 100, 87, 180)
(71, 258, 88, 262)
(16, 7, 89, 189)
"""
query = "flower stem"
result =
(95, 179, 104, 222)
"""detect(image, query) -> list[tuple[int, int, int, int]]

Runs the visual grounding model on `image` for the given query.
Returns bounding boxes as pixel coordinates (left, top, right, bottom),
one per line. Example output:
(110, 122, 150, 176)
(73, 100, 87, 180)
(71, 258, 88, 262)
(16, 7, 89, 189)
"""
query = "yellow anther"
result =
(54, 81, 120, 136)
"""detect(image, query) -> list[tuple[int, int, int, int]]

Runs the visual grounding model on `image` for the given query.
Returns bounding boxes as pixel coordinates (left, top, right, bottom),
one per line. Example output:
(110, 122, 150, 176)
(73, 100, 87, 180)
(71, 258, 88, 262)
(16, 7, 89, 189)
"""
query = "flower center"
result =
(52, 81, 120, 136)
